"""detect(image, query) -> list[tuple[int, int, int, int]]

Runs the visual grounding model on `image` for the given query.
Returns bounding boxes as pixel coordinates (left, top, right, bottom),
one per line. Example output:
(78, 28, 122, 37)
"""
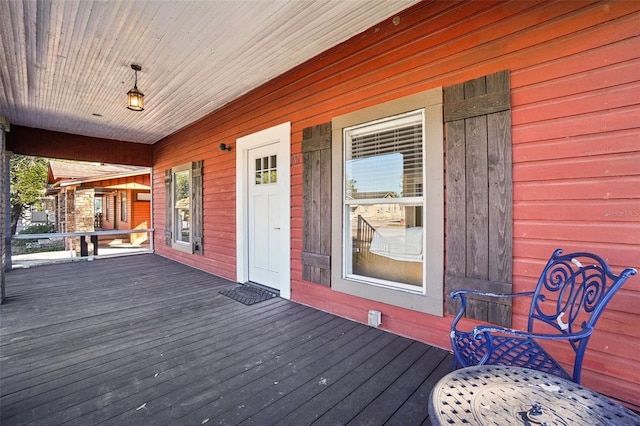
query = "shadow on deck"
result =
(0, 254, 452, 425)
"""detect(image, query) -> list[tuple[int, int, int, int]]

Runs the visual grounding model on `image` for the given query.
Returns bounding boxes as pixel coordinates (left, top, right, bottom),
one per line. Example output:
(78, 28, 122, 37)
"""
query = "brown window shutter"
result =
(444, 70, 513, 327)
(302, 123, 331, 286)
(164, 169, 172, 246)
(191, 160, 204, 255)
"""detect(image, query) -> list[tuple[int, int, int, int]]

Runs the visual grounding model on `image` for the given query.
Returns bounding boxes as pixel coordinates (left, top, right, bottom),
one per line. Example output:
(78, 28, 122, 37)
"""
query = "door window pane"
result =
(255, 155, 277, 184)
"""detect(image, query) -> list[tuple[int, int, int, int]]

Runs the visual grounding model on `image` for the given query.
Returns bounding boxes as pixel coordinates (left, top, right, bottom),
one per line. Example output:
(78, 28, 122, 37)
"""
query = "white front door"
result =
(248, 144, 280, 289)
(236, 122, 291, 299)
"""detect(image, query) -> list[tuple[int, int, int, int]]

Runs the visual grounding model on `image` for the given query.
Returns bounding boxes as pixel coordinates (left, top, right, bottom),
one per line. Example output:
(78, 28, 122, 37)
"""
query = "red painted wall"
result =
(152, 1, 640, 407)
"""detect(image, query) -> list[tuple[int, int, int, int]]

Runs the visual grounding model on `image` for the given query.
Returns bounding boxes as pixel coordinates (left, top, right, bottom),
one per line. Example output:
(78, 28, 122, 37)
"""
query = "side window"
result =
(173, 168, 191, 244)
(120, 192, 127, 222)
(165, 161, 203, 255)
(331, 87, 444, 316)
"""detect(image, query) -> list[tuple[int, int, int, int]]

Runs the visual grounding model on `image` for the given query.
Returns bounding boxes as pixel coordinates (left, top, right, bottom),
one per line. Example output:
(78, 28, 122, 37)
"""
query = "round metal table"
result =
(429, 365, 640, 425)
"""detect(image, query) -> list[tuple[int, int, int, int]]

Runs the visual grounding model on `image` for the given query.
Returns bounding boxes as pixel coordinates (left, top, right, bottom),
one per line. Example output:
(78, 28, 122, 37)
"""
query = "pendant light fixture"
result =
(127, 64, 144, 111)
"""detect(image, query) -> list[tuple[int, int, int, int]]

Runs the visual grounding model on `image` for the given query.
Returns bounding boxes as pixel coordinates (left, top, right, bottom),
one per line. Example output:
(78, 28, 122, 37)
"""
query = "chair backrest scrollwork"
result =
(529, 249, 637, 361)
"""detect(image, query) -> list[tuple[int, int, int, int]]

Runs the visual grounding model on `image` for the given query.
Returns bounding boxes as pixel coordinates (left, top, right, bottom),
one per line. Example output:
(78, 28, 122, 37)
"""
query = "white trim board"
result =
(236, 122, 291, 299)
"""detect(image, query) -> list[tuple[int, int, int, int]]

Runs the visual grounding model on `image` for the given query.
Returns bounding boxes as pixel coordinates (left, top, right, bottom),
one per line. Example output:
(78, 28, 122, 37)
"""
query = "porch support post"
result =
(0, 116, 10, 304)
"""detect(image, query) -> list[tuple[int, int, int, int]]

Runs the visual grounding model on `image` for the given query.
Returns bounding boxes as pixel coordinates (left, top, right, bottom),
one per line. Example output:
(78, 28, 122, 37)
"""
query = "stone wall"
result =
(74, 189, 95, 232)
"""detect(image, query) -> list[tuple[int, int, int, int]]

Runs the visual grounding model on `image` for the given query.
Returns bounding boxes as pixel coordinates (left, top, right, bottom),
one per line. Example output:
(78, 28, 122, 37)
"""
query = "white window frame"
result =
(171, 162, 192, 254)
(342, 109, 426, 293)
(331, 87, 444, 316)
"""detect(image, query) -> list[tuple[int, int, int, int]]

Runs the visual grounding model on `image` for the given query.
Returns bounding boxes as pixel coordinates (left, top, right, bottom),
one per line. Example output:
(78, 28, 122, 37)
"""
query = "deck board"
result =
(0, 254, 452, 425)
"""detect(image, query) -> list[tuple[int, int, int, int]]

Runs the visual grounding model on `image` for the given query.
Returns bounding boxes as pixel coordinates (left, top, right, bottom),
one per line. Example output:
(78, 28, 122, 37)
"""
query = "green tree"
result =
(10, 155, 48, 235)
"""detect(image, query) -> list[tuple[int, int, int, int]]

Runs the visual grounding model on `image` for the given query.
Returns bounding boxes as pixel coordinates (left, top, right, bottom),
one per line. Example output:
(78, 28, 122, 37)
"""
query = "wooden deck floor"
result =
(0, 254, 452, 426)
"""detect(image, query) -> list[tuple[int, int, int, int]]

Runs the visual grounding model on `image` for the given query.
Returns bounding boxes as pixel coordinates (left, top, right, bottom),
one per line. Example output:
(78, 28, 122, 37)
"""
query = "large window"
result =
(344, 110, 425, 292)
(331, 87, 444, 315)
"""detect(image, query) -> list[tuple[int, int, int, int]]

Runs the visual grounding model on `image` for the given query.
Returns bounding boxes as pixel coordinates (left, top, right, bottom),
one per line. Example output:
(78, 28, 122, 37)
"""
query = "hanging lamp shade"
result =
(127, 86, 144, 111)
(127, 64, 144, 111)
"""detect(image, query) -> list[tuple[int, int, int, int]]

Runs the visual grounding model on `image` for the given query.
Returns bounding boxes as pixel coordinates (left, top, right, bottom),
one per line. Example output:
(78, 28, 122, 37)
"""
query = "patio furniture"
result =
(428, 365, 640, 425)
(450, 249, 637, 383)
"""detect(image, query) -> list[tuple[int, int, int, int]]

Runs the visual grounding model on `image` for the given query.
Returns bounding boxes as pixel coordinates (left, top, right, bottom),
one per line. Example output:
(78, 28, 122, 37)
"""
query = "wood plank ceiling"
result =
(0, 0, 419, 144)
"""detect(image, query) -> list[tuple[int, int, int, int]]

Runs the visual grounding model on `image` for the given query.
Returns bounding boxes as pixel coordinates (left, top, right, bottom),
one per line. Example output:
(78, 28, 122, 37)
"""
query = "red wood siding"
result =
(152, 1, 640, 407)
(131, 193, 151, 245)
(132, 194, 151, 229)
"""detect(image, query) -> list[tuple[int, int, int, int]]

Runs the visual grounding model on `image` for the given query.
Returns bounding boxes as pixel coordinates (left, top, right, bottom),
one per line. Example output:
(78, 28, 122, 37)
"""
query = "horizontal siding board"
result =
(514, 176, 640, 201)
(513, 105, 640, 144)
(513, 129, 639, 162)
(513, 259, 639, 290)
(514, 221, 640, 245)
(514, 200, 640, 222)
(513, 241, 639, 274)
(512, 82, 640, 126)
(514, 152, 640, 181)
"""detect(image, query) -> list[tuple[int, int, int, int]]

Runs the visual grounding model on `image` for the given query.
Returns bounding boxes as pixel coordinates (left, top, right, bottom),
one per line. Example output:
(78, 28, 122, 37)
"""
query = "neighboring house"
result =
(46, 161, 151, 248)
(3, 2, 639, 410)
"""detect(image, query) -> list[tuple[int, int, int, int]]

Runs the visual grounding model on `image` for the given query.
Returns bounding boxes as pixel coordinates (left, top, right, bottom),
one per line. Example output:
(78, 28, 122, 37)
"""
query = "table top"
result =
(429, 365, 640, 426)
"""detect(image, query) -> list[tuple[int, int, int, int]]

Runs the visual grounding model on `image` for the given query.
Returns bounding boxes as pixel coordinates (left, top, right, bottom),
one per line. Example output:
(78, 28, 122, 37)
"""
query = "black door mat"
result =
(219, 284, 278, 305)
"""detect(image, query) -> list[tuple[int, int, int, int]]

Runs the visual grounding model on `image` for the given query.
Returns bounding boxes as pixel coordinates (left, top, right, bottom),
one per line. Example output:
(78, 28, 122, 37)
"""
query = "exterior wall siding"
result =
(152, 1, 640, 407)
(131, 191, 151, 246)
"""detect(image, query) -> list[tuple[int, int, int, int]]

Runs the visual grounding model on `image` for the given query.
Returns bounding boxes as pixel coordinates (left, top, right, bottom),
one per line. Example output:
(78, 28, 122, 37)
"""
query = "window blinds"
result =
(345, 110, 424, 199)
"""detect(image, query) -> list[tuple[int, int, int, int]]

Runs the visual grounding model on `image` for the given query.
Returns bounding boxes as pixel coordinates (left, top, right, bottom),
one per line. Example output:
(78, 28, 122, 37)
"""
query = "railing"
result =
(355, 215, 376, 262)
(10, 229, 154, 268)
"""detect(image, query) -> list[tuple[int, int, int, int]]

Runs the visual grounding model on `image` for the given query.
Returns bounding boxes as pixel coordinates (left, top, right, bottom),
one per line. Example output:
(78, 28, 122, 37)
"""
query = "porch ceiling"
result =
(0, 0, 419, 145)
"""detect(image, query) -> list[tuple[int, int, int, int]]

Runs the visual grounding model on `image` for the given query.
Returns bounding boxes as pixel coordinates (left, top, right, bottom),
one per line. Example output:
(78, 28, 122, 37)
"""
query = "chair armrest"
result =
(472, 324, 593, 342)
(449, 290, 537, 331)
(450, 289, 535, 301)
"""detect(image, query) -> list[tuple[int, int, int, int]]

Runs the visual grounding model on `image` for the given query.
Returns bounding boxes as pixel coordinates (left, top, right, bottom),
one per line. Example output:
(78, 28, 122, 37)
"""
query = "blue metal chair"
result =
(450, 249, 637, 383)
